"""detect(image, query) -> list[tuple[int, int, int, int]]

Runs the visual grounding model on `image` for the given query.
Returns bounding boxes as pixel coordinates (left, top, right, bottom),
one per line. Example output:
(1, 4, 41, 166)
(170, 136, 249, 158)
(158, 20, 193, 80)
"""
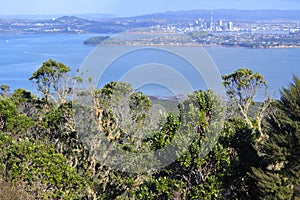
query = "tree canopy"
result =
(0, 61, 298, 199)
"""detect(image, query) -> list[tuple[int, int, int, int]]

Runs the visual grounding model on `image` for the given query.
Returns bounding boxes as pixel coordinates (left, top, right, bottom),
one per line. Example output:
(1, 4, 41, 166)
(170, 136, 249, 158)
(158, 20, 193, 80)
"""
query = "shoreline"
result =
(1, 32, 299, 49)
(88, 42, 300, 49)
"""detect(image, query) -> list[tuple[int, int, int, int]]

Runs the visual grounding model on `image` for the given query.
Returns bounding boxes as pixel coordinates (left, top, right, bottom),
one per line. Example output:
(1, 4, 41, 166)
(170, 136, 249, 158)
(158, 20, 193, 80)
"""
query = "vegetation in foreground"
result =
(0, 59, 299, 199)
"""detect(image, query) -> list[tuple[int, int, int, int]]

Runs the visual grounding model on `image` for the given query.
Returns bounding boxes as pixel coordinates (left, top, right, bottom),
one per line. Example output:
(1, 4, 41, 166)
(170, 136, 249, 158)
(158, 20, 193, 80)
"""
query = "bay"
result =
(205, 47, 300, 98)
(0, 34, 97, 91)
(0, 33, 299, 99)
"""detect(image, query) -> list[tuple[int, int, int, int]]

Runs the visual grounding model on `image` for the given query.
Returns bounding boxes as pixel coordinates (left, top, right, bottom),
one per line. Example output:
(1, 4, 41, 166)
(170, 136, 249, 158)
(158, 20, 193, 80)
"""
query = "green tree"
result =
(221, 118, 263, 199)
(251, 76, 300, 199)
(73, 82, 154, 199)
(29, 59, 73, 105)
(0, 84, 10, 96)
(0, 97, 33, 136)
(135, 90, 230, 199)
(222, 68, 271, 138)
(0, 132, 90, 199)
(0, 85, 94, 198)
(221, 68, 272, 199)
(7, 59, 297, 199)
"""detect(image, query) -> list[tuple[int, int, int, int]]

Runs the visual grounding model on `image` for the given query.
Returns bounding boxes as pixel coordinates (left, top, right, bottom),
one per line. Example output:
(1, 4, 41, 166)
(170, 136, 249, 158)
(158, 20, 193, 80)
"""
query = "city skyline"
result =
(1, 0, 300, 17)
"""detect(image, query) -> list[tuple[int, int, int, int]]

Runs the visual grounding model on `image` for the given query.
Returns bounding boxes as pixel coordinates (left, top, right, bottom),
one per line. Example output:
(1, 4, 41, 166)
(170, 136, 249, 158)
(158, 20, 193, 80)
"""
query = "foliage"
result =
(222, 68, 271, 137)
(251, 168, 294, 199)
(0, 84, 10, 96)
(73, 81, 155, 198)
(251, 76, 300, 199)
(0, 132, 89, 199)
(0, 97, 34, 136)
(221, 68, 272, 199)
(135, 90, 230, 199)
(29, 59, 73, 105)
(83, 36, 110, 46)
(220, 118, 262, 199)
(1, 59, 298, 199)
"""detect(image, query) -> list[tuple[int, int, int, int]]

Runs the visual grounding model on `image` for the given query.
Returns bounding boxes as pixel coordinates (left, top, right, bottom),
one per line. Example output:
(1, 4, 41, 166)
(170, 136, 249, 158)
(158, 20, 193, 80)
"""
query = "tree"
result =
(251, 76, 300, 199)
(221, 68, 272, 198)
(0, 97, 33, 136)
(29, 59, 73, 106)
(134, 90, 229, 199)
(222, 68, 271, 139)
(0, 85, 94, 198)
(73, 82, 154, 199)
(8, 59, 300, 199)
(220, 118, 263, 199)
(0, 84, 10, 96)
(0, 132, 90, 199)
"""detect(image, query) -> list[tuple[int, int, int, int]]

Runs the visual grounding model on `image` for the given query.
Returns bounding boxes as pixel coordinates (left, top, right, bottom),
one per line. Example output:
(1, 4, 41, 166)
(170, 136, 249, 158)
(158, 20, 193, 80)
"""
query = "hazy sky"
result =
(1, 0, 300, 17)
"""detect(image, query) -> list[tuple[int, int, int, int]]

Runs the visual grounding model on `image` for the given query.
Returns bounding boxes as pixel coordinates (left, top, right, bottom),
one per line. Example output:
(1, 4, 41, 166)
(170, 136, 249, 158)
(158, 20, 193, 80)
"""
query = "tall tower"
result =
(228, 21, 233, 30)
(210, 11, 214, 31)
(219, 19, 223, 27)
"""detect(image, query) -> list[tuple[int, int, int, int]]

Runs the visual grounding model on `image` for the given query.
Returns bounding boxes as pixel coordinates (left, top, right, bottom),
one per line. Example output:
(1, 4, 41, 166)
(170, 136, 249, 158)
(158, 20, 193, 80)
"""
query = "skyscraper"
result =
(210, 11, 214, 31)
(219, 19, 223, 27)
(228, 21, 233, 30)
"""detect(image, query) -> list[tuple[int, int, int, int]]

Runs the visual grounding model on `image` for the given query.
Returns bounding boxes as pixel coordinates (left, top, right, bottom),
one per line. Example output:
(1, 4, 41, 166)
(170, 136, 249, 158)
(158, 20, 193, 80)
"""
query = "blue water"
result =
(0, 34, 96, 91)
(205, 47, 300, 98)
(0, 34, 299, 99)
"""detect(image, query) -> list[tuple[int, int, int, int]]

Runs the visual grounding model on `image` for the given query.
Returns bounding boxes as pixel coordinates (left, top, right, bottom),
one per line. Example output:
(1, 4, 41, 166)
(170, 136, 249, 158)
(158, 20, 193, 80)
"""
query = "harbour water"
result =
(0, 34, 299, 99)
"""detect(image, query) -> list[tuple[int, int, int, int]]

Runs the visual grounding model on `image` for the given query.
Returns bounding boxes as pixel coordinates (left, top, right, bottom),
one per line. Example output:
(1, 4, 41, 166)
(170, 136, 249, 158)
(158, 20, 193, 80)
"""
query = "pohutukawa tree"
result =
(29, 59, 74, 106)
(222, 68, 271, 139)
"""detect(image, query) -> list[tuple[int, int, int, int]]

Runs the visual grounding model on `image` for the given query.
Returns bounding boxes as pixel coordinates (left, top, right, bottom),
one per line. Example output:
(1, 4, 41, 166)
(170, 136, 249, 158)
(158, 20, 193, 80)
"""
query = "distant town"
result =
(1, 9, 300, 48)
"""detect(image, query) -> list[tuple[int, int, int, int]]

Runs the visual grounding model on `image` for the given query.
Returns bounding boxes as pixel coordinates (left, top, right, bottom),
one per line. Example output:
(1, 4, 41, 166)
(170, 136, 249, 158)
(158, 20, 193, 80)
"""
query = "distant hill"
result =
(75, 14, 117, 20)
(55, 16, 90, 23)
(127, 9, 300, 21)
(1, 9, 299, 21)
(1, 9, 299, 35)
(0, 13, 116, 20)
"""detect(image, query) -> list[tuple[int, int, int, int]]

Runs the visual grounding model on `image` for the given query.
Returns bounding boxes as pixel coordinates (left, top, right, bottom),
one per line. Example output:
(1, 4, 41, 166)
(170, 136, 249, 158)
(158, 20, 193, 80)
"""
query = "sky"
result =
(1, 0, 300, 17)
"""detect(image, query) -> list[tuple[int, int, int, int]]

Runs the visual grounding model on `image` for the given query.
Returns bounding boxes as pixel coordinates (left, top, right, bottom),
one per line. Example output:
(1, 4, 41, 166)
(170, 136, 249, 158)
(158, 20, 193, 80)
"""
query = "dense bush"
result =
(0, 60, 298, 199)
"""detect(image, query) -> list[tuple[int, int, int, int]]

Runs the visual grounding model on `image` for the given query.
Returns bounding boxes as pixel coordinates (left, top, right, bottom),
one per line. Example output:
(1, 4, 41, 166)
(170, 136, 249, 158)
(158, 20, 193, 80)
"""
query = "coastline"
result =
(1, 32, 299, 49)
(85, 42, 300, 49)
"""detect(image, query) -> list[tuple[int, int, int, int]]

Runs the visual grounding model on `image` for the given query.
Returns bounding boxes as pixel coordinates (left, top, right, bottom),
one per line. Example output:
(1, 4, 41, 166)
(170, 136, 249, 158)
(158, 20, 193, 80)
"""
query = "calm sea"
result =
(0, 34, 299, 99)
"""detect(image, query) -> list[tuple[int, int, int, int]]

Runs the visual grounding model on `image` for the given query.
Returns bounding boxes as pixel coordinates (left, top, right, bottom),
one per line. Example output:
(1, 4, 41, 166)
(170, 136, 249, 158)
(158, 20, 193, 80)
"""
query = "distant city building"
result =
(228, 21, 234, 30)
(219, 19, 223, 27)
(210, 11, 214, 31)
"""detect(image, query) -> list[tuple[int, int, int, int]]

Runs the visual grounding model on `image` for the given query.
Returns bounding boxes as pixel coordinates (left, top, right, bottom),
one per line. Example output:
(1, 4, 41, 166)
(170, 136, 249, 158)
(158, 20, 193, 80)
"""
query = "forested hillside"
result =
(0, 60, 299, 199)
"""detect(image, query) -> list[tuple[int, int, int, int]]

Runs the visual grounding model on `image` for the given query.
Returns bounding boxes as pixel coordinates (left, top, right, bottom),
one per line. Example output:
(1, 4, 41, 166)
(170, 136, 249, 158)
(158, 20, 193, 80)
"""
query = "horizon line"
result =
(1, 8, 300, 19)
